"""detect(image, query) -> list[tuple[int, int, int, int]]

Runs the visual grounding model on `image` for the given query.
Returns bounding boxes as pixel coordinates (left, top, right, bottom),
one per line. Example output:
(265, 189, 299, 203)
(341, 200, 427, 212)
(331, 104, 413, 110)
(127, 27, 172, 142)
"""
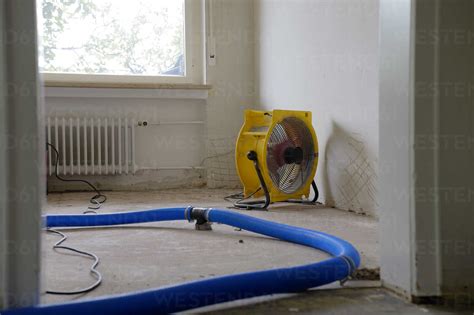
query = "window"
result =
(37, 0, 203, 84)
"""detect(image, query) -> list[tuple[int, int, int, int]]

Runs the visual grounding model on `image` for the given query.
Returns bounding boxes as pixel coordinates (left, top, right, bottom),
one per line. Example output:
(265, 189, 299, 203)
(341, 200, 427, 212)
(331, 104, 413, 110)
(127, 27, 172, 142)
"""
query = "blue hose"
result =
(5, 207, 360, 315)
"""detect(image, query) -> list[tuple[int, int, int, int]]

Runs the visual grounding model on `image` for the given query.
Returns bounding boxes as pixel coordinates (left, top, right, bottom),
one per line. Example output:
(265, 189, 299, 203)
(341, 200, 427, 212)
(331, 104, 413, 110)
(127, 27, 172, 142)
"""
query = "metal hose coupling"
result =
(185, 207, 212, 231)
(339, 255, 357, 285)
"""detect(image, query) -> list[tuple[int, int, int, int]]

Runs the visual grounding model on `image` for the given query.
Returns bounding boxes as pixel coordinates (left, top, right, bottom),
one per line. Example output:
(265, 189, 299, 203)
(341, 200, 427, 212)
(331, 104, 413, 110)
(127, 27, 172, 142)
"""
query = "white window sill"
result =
(43, 82, 211, 100)
(44, 80, 211, 90)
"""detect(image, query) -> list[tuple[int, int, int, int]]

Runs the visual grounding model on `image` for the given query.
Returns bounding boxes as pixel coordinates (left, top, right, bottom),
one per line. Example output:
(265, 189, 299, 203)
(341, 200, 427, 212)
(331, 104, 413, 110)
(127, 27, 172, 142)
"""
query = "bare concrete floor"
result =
(40, 189, 474, 314)
(201, 287, 473, 314)
(42, 189, 379, 308)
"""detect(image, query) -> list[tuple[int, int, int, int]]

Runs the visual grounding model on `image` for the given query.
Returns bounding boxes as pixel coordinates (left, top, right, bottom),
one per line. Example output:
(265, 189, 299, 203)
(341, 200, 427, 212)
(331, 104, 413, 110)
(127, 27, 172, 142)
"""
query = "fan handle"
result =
(233, 151, 271, 210)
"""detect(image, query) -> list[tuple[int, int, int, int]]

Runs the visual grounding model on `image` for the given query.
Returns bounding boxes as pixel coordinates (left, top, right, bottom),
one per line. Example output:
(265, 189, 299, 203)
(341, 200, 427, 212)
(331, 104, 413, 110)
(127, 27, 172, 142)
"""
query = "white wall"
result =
(45, 88, 208, 191)
(45, 0, 257, 191)
(205, 0, 256, 188)
(0, 0, 42, 308)
(0, 1, 7, 305)
(378, 0, 415, 297)
(413, 0, 442, 297)
(379, 0, 474, 300)
(435, 0, 474, 300)
(255, 0, 379, 215)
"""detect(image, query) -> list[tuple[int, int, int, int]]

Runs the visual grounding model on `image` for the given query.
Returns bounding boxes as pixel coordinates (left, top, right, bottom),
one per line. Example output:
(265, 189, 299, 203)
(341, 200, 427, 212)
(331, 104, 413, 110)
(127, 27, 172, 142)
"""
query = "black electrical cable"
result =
(47, 142, 107, 211)
(46, 229, 102, 295)
(231, 152, 271, 210)
(46, 142, 105, 295)
(223, 151, 271, 210)
(224, 187, 261, 203)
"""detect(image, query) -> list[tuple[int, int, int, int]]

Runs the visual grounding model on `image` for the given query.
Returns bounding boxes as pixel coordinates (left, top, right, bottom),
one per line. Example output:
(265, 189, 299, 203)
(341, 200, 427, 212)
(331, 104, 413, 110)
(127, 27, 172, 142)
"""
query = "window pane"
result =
(37, 0, 185, 76)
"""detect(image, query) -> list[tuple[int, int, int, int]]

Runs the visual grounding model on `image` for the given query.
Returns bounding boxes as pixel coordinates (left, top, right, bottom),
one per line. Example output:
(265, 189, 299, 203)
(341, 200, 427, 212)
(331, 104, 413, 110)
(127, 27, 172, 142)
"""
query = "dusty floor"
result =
(200, 287, 473, 314)
(41, 189, 474, 313)
(42, 189, 380, 309)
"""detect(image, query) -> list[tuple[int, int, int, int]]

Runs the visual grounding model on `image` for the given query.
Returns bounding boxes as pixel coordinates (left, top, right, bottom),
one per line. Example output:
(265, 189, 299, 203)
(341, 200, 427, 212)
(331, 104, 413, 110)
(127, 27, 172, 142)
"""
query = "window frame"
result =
(40, 0, 204, 85)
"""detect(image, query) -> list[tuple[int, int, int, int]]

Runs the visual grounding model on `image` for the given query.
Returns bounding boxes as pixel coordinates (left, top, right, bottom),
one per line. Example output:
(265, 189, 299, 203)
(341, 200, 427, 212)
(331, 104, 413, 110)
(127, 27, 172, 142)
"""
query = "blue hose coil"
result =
(5, 207, 360, 315)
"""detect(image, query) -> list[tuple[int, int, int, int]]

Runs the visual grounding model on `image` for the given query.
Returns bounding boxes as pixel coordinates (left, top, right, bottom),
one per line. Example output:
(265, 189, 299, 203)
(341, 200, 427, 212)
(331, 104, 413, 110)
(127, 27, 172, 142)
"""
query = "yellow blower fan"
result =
(233, 109, 319, 209)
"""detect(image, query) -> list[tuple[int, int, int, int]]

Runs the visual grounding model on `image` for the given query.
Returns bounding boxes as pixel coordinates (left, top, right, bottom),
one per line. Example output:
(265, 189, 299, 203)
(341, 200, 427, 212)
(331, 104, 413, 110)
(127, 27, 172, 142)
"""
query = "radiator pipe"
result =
(4, 207, 360, 315)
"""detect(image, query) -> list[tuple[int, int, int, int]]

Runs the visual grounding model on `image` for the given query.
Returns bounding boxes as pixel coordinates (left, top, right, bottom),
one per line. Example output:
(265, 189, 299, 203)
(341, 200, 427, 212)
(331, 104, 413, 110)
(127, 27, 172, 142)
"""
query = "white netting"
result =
(324, 132, 378, 215)
(205, 137, 241, 188)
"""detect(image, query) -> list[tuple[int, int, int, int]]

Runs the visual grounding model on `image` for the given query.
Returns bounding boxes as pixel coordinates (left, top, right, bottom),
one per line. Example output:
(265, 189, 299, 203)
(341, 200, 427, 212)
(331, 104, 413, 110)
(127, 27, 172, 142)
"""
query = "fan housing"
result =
(235, 109, 318, 204)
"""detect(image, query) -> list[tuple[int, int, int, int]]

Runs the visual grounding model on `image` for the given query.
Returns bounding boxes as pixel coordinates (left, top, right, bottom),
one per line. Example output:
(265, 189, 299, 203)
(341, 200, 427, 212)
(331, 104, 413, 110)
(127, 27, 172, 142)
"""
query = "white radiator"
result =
(46, 116, 136, 176)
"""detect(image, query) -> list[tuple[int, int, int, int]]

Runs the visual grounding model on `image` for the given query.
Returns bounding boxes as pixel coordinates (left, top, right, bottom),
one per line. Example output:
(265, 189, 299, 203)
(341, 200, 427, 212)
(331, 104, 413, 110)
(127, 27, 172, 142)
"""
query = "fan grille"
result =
(266, 117, 315, 194)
